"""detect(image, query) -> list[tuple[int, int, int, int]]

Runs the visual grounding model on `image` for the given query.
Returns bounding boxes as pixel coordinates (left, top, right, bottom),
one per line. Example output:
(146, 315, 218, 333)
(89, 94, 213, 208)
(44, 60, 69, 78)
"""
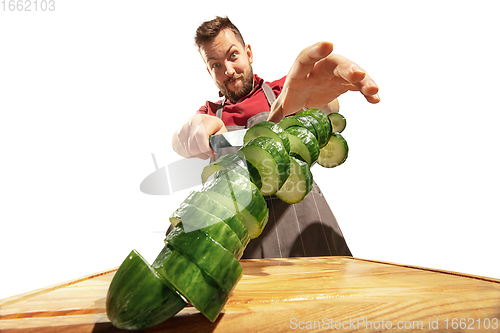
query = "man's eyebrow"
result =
(225, 44, 237, 56)
(207, 44, 237, 61)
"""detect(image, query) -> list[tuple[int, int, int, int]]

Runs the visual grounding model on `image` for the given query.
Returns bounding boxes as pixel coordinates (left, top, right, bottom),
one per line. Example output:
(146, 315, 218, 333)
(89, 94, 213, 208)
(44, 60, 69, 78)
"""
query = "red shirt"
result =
(197, 75, 286, 127)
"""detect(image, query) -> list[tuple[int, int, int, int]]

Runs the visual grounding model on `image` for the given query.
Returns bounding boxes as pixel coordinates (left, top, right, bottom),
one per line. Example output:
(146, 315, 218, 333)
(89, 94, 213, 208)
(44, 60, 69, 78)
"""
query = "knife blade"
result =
(209, 129, 248, 154)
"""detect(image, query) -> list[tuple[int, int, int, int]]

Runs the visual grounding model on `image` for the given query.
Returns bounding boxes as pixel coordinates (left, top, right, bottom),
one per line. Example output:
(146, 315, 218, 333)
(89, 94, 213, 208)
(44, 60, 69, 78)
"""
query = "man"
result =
(172, 16, 379, 259)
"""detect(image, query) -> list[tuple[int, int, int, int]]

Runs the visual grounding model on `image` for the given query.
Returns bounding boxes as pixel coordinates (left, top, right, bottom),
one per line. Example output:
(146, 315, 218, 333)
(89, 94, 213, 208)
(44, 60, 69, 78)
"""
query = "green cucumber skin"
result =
(317, 132, 349, 168)
(294, 114, 318, 138)
(204, 170, 268, 222)
(278, 115, 302, 130)
(238, 136, 290, 196)
(275, 156, 313, 204)
(170, 201, 223, 232)
(165, 227, 243, 295)
(106, 250, 187, 330)
(328, 112, 347, 133)
(170, 203, 245, 259)
(300, 109, 333, 140)
(202, 186, 268, 239)
(244, 120, 291, 153)
(152, 245, 227, 323)
(201, 154, 251, 185)
(284, 126, 320, 166)
(177, 190, 251, 247)
(296, 113, 329, 149)
(202, 153, 263, 190)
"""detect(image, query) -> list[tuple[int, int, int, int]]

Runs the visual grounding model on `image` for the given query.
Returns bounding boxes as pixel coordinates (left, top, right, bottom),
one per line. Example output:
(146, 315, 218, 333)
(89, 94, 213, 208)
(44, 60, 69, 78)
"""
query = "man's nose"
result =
(224, 63, 235, 76)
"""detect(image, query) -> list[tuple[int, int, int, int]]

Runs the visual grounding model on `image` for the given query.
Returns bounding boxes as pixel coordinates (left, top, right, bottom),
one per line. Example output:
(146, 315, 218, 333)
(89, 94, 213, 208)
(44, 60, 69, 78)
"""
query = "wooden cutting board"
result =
(1, 256, 500, 332)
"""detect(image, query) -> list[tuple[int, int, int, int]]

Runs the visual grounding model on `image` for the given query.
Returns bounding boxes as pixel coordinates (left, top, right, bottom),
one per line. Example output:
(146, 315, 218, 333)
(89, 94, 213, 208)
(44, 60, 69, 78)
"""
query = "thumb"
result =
(214, 124, 228, 135)
(267, 92, 286, 123)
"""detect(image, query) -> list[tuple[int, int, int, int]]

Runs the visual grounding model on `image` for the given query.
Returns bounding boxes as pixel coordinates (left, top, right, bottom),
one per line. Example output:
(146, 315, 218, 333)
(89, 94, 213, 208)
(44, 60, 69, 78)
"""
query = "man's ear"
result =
(246, 44, 253, 64)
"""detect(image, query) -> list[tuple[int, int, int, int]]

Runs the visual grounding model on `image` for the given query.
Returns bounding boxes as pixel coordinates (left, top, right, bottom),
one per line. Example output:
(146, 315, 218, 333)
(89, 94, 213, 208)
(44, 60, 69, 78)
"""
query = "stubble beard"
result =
(219, 67, 254, 104)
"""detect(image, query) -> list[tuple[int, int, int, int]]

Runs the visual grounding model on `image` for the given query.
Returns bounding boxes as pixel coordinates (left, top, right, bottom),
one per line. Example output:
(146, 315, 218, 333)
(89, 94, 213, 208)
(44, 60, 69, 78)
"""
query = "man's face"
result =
(200, 29, 254, 104)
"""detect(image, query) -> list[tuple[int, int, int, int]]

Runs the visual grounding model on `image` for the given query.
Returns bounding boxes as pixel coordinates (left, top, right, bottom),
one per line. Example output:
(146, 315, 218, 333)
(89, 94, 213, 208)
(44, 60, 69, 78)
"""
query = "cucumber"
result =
(212, 168, 266, 200)
(170, 200, 223, 232)
(299, 109, 332, 147)
(107, 107, 351, 328)
(328, 112, 346, 133)
(106, 250, 187, 330)
(202, 153, 263, 190)
(317, 132, 349, 168)
(210, 179, 269, 228)
(201, 172, 268, 239)
(237, 136, 290, 196)
(278, 115, 303, 130)
(295, 113, 329, 149)
(275, 156, 313, 204)
(243, 120, 290, 153)
(170, 204, 245, 259)
(165, 227, 243, 295)
(152, 245, 227, 323)
(201, 154, 250, 184)
(175, 190, 250, 247)
(284, 126, 320, 166)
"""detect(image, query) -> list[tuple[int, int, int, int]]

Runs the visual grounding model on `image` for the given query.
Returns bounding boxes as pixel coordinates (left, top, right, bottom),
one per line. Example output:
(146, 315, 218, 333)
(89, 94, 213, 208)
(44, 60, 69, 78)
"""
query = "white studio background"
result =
(1, 1, 499, 300)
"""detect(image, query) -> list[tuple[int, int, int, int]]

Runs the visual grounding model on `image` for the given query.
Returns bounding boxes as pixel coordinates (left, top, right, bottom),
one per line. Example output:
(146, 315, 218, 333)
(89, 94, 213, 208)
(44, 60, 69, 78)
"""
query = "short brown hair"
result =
(194, 16, 245, 50)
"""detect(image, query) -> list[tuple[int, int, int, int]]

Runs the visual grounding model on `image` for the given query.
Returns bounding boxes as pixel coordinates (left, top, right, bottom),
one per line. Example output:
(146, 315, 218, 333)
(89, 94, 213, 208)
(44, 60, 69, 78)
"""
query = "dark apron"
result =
(169, 82, 352, 258)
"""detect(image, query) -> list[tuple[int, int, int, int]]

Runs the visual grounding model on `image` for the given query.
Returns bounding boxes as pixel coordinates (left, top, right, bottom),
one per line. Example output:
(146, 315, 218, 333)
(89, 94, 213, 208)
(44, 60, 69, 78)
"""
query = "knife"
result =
(209, 129, 248, 154)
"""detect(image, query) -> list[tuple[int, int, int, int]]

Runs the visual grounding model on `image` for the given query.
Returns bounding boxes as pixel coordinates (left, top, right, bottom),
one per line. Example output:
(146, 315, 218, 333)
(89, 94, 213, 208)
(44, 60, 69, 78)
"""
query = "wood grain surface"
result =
(1, 256, 499, 332)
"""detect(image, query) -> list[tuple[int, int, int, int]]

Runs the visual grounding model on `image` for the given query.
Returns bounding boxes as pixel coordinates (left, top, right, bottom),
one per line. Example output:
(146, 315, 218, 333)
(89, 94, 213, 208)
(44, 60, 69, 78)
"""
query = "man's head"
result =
(195, 16, 254, 103)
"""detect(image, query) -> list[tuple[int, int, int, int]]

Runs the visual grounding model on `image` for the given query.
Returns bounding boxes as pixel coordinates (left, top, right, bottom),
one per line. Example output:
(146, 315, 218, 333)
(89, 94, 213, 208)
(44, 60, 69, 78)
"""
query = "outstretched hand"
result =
(268, 42, 379, 122)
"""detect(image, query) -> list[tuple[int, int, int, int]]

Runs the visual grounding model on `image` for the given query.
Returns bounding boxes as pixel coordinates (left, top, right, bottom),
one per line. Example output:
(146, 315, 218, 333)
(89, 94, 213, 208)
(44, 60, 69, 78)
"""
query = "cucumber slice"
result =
(106, 250, 186, 330)
(152, 245, 227, 322)
(275, 156, 313, 204)
(284, 126, 320, 166)
(165, 227, 243, 295)
(278, 115, 302, 130)
(243, 120, 290, 153)
(300, 109, 332, 146)
(202, 154, 263, 190)
(328, 113, 346, 133)
(212, 168, 266, 199)
(202, 171, 268, 239)
(170, 200, 223, 232)
(317, 132, 349, 168)
(179, 190, 250, 247)
(169, 204, 245, 259)
(201, 154, 250, 185)
(295, 113, 329, 149)
(211, 175, 268, 225)
(237, 136, 290, 196)
(208, 191, 268, 239)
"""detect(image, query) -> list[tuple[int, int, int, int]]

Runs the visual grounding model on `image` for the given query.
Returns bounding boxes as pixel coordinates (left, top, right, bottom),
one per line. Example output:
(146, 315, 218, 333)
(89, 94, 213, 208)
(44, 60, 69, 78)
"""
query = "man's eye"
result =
(230, 52, 237, 59)
(212, 63, 220, 69)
